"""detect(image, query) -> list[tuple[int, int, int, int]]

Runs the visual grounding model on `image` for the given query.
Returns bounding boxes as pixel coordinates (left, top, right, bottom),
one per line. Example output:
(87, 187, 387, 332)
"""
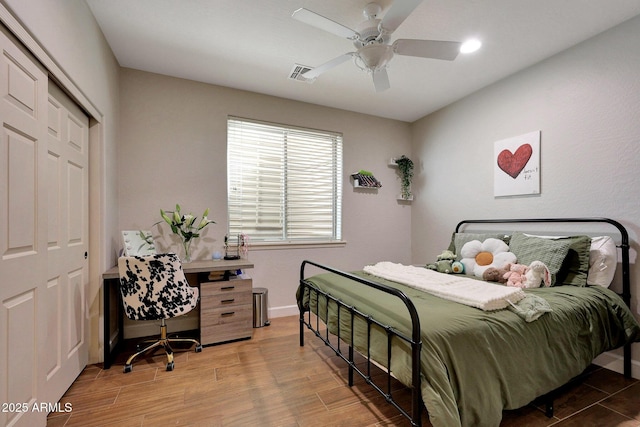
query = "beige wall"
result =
(118, 68, 413, 321)
(411, 15, 640, 375)
(5, 0, 638, 371)
(1, 0, 120, 363)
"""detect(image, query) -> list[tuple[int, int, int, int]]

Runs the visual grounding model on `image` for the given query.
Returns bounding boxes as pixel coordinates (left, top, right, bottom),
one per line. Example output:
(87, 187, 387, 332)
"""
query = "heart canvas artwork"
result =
(494, 131, 540, 197)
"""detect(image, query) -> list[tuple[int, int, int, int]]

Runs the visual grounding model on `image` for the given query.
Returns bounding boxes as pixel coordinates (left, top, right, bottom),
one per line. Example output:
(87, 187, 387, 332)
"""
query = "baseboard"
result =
(593, 350, 640, 380)
(269, 305, 299, 319)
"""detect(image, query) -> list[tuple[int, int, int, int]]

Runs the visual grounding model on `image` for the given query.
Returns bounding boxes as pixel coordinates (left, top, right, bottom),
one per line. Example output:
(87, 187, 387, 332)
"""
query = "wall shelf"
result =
(351, 172, 381, 189)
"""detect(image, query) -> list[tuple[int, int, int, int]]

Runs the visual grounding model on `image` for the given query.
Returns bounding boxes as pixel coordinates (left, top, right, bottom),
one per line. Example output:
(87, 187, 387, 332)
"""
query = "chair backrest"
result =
(118, 253, 198, 321)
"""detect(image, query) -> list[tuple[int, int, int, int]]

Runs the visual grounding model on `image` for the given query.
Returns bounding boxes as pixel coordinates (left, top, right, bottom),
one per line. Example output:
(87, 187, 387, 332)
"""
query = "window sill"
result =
(247, 240, 347, 251)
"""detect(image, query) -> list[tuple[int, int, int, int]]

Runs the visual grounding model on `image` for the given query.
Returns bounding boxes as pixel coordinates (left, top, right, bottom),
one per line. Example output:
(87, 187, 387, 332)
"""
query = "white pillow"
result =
(586, 236, 617, 287)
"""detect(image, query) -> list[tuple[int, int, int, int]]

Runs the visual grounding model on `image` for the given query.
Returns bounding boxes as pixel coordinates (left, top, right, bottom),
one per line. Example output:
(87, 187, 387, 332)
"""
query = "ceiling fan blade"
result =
(292, 8, 358, 40)
(372, 69, 390, 92)
(381, 0, 423, 33)
(302, 53, 354, 79)
(393, 39, 462, 61)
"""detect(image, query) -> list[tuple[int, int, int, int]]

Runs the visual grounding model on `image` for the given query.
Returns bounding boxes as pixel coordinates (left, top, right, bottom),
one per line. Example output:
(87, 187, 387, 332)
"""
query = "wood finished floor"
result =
(48, 316, 640, 426)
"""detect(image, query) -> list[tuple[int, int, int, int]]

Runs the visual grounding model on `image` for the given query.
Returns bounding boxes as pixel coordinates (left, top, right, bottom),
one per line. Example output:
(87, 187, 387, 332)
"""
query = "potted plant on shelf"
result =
(395, 155, 414, 200)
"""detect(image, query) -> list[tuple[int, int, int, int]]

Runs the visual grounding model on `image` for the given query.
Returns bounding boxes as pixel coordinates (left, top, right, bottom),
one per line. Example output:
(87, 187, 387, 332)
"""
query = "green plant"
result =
(395, 155, 414, 199)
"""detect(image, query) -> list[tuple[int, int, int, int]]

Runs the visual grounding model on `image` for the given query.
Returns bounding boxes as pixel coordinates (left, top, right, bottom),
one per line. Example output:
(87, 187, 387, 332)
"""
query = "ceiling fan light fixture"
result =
(292, 0, 465, 90)
(460, 39, 482, 54)
(354, 44, 394, 73)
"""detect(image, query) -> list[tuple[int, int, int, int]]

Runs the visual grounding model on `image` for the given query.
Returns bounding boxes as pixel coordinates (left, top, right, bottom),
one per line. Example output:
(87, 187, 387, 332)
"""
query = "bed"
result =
(297, 218, 640, 427)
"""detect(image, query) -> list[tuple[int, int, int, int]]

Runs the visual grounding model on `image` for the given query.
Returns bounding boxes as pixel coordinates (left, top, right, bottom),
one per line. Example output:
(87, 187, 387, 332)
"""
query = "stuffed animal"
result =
(503, 263, 530, 288)
(482, 265, 509, 283)
(426, 250, 457, 274)
(451, 261, 465, 274)
(524, 261, 551, 288)
(459, 238, 517, 279)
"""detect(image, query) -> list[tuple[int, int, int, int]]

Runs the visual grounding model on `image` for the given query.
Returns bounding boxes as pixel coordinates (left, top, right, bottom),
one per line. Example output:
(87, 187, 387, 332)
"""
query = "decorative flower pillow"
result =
(460, 238, 517, 279)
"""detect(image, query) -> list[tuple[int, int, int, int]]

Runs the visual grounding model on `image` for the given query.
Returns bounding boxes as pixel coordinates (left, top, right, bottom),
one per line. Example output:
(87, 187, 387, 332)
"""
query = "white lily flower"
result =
(184, 214, 195, 227)
(159, 204, 216, 262)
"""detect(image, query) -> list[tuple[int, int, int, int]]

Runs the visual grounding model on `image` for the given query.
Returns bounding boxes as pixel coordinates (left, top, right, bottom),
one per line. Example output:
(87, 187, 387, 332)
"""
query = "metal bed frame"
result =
(299, 260, 423, 426)
(298, 218, 633, 427)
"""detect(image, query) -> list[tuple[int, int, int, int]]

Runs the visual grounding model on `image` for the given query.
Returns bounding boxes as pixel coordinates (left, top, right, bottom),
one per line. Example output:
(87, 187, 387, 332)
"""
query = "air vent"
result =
(288, 64, 315, 83)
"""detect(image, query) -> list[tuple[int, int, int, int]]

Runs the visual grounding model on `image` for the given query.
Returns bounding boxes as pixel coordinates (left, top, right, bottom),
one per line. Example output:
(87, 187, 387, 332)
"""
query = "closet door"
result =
(0, 27, 49, 427)
(0, 28, 89, 425)
(44, 82, 89, 407)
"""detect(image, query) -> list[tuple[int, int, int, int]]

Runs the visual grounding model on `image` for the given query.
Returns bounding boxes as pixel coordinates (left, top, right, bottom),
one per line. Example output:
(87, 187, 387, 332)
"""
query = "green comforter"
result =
(297, 271, 640, 427)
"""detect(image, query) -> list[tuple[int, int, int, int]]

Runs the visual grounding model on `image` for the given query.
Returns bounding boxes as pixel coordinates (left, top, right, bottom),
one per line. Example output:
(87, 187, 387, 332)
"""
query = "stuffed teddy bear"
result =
(426, 250, 458, 274)
(503, 263, 530, 288)
(523, 260, 551, 288)
(482, 265, 509, 283)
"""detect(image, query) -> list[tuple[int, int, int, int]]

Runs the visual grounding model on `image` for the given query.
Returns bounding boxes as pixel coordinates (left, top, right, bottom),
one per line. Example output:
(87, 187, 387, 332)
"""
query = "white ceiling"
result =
(85, 0, 640, 122)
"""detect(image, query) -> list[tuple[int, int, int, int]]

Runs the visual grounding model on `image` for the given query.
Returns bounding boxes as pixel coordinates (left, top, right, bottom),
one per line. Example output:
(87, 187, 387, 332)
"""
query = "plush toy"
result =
(426, 250, 457, 274)
(451, 261, 465, 274)
(459, 238, 517, 279)
(482, 265, 509, 283)
(524, 261, 551, 288)
(503, 263, 530, 288)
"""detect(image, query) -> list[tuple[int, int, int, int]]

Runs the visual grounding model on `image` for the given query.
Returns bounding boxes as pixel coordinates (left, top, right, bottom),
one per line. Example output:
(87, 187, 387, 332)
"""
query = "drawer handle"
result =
(221, 286, 235, 291)
(221, 311, 235, 317)
(221, 299, 235, 304)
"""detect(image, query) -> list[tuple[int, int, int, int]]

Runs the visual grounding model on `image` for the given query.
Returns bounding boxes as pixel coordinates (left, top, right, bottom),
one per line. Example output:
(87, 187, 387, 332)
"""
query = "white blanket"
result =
(363, 262, 525, 311)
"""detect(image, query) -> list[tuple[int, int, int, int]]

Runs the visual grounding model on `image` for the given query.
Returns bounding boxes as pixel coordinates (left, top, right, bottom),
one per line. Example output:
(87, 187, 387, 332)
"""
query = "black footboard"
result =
(299, 260, 423, 427)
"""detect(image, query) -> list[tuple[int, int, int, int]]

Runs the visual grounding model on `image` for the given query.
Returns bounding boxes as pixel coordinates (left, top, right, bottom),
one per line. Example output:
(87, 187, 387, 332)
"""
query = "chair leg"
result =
(167, 337, 203, 353)
(123, 320, 201, 373)
(123, 339, 164, 373)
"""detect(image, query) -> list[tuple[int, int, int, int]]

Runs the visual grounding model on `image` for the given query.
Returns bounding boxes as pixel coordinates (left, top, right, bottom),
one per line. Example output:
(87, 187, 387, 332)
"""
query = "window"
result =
(227, 117, 343, 244)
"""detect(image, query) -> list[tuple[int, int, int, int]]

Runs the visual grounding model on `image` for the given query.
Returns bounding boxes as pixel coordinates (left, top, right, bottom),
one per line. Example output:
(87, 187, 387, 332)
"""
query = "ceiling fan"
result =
(292, 0, 467, 92)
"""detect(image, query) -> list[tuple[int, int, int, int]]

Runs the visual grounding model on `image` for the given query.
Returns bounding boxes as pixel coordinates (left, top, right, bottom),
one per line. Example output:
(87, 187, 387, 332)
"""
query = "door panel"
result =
(0, 27, 90, 426)
(5, 130, 37, 256)
(0, 27, 48, 427)
(45, 81, 89, 406)
(45, 277, 61, 381)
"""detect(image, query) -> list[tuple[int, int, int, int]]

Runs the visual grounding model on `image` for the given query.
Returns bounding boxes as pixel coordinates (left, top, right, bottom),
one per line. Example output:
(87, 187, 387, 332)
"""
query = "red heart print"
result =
(497, 144, 533, 179)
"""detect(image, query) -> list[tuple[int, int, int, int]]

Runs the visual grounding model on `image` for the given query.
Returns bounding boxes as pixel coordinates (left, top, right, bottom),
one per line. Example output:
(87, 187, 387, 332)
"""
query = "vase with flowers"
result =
(160, 204, 215, 262)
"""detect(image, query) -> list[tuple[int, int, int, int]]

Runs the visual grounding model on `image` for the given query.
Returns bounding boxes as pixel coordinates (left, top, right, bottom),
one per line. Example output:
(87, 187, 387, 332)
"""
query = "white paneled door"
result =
(0, 28, 89, 426)
(44, 82, 89, 406)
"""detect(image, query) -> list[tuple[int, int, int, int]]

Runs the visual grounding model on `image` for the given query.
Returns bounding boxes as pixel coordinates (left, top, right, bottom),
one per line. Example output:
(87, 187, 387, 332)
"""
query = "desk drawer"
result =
(201, 279, 252, 297)
(201, 304, 252, 344)
(200, 278, 253, 345)
(201, 289, 252, 307)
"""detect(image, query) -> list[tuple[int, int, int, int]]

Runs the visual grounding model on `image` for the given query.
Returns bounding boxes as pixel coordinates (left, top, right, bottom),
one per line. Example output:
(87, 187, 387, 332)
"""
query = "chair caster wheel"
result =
(166, 361, 174, 371)
(195, 344, 203, 353)
(123, 364, 132, 373)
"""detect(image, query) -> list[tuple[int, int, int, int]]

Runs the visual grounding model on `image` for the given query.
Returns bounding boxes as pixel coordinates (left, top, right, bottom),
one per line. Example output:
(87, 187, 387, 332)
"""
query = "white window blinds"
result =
(227, 117, 343, 243)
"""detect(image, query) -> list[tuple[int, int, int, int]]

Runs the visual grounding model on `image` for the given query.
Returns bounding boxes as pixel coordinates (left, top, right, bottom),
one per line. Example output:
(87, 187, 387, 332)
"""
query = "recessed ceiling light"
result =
(460, 39, 482, 54)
